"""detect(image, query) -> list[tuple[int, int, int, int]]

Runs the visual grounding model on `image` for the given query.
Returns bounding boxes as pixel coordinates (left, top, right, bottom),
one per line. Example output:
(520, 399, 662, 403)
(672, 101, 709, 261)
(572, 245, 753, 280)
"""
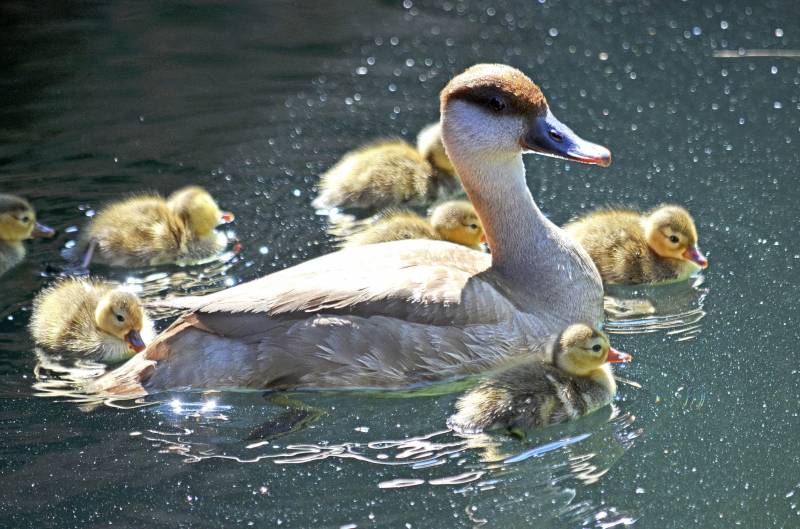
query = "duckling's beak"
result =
(479, 233, 487, 244)
(125, 330, 146, 353)
(31, 222, 56, 238)
(220, 211, 235, 224)
(683, 246, 708, 268)
(521, 109, 612, 167)
(607, 347, 632, 363)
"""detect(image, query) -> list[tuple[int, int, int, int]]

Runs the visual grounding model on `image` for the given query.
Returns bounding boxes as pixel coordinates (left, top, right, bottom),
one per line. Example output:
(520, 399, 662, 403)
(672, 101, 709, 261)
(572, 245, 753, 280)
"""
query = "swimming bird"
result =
(312, 122, 460, 210)
(92, 63, 611, 396)
(80, 186, 234, 268)
(0, 194, 55, 277)
(448, 323, 631, 434)
(564, 205, 708, 284)
(340, 200, 484, 250)
(30, 278, 155, 363)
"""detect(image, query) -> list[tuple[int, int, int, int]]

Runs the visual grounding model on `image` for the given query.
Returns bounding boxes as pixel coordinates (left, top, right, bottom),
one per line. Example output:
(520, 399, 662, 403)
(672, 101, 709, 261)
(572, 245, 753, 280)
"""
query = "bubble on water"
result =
(356, 66, 367, 75)
(775, 28, 784, 37)
(549, 27, 559, 37)
(720, 20, 728, 29)
(259, 246, 269, 255)
(692, 26, 701, 36)
(774, 101, 783, 109)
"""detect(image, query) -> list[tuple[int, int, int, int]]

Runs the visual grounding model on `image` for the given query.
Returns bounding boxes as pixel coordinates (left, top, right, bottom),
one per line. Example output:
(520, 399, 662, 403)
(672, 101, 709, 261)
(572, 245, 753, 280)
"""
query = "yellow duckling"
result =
(312, 122, 460, 210)
(448, 323, 631, 434)
(564, 205, 708, 284)
(30, 278, 155, 363)
(341, 200, 484, 250)
(0, 194, 55, 277)
(81, 186, 234, 268)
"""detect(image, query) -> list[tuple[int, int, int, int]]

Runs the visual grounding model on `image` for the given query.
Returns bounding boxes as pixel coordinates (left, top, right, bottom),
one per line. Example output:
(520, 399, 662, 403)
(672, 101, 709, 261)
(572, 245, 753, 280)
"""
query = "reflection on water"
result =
(124, 393, 641, 528)
(603, 274, 708, 341)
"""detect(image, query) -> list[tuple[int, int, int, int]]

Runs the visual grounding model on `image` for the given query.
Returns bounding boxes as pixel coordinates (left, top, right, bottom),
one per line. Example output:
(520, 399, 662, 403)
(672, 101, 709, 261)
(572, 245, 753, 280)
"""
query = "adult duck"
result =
(94, 64, 611, 396)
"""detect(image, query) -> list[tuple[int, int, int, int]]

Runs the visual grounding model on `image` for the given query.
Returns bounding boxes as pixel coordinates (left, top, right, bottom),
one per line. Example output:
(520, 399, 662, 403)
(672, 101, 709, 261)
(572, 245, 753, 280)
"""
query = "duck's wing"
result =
(151, 239, 513, 327)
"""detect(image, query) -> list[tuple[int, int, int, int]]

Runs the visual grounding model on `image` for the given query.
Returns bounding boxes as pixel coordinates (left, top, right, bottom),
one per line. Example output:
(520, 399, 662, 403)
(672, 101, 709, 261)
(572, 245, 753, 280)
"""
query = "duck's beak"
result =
(479, 233, 487, 244)
(607, 347, 632, 363)
(220, 211, 235, 223)
(521, 109, 611, 167)
(683, 246, 708, 268)
(125, 329, 146, 353)
(31, 222, 56, 238)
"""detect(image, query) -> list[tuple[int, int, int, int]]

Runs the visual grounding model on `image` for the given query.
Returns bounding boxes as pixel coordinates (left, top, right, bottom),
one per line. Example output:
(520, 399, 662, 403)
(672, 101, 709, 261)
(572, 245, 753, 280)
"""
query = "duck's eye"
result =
(549, 130, 564, 143)
(115, 314, 125, 323)
(487, 97, 505, 112)
(592, 344, 602, 352)
(19, 216, 30, 224)
(669, 235, 680, 244)
(469, 224, 479, 230)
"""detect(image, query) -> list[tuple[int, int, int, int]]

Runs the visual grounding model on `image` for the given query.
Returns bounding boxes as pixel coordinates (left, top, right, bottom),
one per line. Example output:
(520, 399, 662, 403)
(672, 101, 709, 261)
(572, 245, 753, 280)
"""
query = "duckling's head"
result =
(429, 200, 484, 248)
(0, 194, 55, 242)
(643, 205, 708, 269)
(94, 290, 147, 353)
(168, 186, 234, 237)
(416, 122, 455, 175)
(439, 64, 610, 166)
(549, 323, 631, 377)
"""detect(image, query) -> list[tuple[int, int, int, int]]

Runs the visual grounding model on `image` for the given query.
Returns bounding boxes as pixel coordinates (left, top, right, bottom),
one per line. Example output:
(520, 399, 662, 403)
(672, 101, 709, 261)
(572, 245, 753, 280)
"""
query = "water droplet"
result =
(775, 28, 784, 37)
(548, 27, 559, 37)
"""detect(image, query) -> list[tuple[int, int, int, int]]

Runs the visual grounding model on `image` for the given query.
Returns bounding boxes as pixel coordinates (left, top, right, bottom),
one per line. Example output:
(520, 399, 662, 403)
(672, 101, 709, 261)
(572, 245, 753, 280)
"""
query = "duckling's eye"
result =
(469, 223, 479, 230)
(592, 344, 602, 352)
(487, 97, 506, 112)
(669, 235, 680, 244)
(19, 216, 30, 224)
(549, 130, 564, 143)
(115, 314, 125, 323)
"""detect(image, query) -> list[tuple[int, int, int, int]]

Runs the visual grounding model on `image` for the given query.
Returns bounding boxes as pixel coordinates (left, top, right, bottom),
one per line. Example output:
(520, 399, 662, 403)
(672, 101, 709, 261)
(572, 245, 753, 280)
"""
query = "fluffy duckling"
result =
(448, 323, 631, 434)
(564, 205, 708, 285)
(30, 278, 155, 363)
(81, 186, 234, 267)
(312, 122, 460, 210)
(341, 200, 484, 250)
(0, 194, 55, 277)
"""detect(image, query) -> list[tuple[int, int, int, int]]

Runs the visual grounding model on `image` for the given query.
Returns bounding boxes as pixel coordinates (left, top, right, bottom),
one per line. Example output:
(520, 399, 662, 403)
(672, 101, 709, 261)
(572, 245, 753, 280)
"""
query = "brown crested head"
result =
(440, 64, 548, 118)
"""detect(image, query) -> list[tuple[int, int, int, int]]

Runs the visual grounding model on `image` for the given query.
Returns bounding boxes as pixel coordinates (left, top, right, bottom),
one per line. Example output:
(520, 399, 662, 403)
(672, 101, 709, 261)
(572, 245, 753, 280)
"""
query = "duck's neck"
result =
(449, 149, 556, 280)
(589, 365, 617, 396)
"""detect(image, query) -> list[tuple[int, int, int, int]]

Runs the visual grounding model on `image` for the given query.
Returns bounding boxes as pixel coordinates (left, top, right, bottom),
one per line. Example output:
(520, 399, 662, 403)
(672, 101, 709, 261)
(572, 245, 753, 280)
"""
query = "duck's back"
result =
(342, 211, 440, 247)
(450, 362, 613, 432)
(0, 241, 25, 276)
(30, 279, 111, 356)
(86, 195, 185, 266)
(565, 210, 665, 284)
(315, 141, 434, 209)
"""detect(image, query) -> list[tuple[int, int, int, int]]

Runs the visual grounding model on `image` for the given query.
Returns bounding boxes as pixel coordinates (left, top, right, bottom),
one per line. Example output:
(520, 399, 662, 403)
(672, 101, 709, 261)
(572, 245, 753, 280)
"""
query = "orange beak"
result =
(125, 329, 146, 353)
(682, 246, 708, 268)
(479, 233, 487, 244)
(607, 347, 632, 363)
(220, 211, 235, 223)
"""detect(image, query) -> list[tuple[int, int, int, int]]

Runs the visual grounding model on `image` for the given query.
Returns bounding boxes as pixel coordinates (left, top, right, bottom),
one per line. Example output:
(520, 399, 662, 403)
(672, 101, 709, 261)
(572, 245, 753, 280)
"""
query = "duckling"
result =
(564, 205, 708, 285)
(81, 186, 234, 268)
(448, 323, 631, 434)
(0, 194, 55, 277)
(312, 122, 460, 210)
(341, 200, 484, 250)
(30, 278, 155, 363)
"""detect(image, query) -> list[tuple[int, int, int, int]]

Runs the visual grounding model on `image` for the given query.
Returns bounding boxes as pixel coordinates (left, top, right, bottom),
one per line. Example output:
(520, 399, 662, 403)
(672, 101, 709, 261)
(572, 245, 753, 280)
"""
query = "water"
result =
(1, 0, 799, 527)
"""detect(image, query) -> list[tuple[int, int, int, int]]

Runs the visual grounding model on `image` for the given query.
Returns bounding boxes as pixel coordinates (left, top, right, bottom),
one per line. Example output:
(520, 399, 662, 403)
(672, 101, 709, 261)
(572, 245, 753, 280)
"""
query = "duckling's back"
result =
(450, 361, 613, 433)
(85, 195, 185, 266)
(30, 279, 114, 356)
(564, 209, 664, 284)
(341, 210, 439, 248)
(314, 140, 435, 210)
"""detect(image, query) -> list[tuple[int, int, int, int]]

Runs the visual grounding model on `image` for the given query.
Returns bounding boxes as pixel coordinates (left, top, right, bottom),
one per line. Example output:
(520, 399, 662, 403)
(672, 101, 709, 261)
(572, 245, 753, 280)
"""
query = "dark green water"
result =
(1, 1, 798, 527)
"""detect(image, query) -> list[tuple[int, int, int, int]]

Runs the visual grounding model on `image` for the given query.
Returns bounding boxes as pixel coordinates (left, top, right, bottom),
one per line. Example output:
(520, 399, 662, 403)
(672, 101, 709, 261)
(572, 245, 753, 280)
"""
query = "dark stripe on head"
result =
(0, 194, 32, 215)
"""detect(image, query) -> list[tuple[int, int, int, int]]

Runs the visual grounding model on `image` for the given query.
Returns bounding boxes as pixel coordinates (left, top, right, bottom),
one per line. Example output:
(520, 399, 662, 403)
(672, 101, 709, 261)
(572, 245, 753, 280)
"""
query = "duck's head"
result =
(643, 205, 708, 269)
(440, 64, 611, 166)
(548, 323, 631, 376)
(416, 122, 455, 175)
(95, 290, 147, 354)
(168, 186, 234, 237)
(0, 194, 55, 242)
(429, 200, 484, 248)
